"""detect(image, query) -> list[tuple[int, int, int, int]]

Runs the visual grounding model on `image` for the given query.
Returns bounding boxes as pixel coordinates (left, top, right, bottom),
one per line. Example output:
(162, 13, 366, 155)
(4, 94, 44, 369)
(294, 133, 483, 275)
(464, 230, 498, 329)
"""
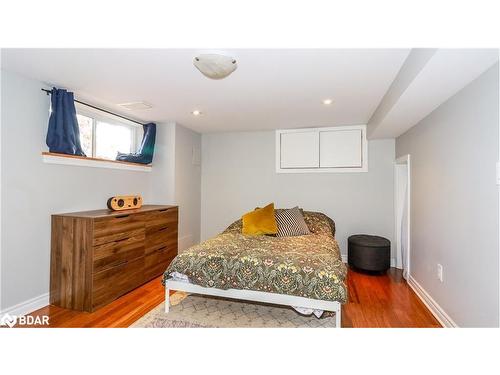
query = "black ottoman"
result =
(348, 235, 391, 273)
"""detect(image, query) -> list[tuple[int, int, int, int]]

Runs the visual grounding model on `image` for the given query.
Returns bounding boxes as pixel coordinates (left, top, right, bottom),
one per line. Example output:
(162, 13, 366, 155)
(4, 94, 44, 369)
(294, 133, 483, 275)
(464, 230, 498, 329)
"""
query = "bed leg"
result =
(335, 305, 342, 328)
(165, 286, 170, 313)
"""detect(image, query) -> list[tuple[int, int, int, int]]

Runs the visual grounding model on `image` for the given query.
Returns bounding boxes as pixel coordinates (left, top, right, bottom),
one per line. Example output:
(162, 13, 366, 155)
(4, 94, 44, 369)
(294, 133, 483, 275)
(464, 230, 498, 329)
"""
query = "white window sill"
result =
(42, 152, 152, 172)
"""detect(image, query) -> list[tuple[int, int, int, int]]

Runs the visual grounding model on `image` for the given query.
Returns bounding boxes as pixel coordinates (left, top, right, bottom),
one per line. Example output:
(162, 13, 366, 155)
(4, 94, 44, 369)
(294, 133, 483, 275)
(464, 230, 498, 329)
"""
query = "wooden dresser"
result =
(50, 205, 178, 312)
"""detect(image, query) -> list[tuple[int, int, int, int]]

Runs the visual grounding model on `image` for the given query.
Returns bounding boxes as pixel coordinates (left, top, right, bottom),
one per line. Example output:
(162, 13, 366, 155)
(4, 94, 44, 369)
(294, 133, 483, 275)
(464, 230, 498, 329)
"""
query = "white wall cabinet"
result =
(276, 125, 367, 173)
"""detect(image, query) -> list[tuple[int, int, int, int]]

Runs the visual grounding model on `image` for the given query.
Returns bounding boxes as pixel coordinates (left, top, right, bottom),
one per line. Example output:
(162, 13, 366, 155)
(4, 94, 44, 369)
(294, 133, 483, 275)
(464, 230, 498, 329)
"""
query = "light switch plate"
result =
(437, 264, 443, 282)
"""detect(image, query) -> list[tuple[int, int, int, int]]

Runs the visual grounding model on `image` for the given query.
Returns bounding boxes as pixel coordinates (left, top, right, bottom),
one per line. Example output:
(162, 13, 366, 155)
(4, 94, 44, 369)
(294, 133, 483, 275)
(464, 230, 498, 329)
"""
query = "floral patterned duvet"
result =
(162, 211, 348, 303)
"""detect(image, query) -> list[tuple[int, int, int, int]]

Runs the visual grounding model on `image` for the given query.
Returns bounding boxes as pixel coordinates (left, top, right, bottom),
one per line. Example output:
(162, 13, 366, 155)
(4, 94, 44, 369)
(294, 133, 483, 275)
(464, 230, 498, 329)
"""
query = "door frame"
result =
(394, 154, 411, 277)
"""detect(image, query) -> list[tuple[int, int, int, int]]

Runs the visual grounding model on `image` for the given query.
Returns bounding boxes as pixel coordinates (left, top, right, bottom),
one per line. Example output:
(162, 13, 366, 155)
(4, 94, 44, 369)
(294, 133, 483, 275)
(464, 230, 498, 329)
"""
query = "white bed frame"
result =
(164, 280, 342, 328)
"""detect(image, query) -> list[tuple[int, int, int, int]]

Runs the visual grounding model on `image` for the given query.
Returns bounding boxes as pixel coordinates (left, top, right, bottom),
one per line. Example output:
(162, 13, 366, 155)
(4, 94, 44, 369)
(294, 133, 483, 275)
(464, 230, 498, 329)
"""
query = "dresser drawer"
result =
(142, 207, 178, 231)
(93, 230, 145, 273)
(92, 256, 145, 310)
(93, 214, 144, 246)
(145, 228, 177, 254)
(144, 246, 176, 281)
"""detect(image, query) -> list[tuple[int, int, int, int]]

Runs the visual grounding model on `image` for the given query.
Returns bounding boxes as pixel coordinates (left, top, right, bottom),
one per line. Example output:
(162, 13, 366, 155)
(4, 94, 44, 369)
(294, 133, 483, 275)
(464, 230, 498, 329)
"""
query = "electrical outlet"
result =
(437, 264, 443, 282)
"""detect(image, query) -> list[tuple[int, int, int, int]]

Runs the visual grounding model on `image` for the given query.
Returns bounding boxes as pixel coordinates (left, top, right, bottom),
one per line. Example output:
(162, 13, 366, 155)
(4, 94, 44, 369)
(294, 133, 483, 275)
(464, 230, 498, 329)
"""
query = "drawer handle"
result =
(158, 226, 169, 232)
(158, 209, 168, 212)
(113, 260, 128, 267)
(115, 214, 130, 219)
(115, 237, 130, 243)
(158, 246, 168, 252)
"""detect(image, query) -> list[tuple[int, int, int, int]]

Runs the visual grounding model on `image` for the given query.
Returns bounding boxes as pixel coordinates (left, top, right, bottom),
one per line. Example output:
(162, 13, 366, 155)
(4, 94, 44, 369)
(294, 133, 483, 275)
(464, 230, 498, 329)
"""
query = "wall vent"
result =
(118, 101, 153, 110)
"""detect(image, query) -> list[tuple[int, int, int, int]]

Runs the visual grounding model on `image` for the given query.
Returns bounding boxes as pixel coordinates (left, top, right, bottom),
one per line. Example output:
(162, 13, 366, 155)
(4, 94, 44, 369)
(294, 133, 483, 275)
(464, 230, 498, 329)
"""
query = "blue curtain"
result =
(116, 123, 156, 164)
(46, 88, 86, 156)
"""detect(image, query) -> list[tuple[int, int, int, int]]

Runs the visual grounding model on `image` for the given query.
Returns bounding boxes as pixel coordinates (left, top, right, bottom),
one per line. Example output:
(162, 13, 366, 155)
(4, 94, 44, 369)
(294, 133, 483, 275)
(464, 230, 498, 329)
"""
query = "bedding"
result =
(162, 211, 347, 304)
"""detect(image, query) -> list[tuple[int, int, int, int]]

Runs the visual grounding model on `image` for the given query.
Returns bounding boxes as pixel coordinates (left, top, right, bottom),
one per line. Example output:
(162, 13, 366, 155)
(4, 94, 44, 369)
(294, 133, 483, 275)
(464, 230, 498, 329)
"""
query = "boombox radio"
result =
(107, 195, 143, 211)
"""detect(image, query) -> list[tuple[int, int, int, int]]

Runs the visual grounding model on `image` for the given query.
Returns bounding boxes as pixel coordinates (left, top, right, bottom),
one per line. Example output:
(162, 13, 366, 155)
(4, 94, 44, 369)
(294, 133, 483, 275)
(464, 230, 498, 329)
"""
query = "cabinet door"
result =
(320, 129, 362, 168)
(280, 131, 319, 168)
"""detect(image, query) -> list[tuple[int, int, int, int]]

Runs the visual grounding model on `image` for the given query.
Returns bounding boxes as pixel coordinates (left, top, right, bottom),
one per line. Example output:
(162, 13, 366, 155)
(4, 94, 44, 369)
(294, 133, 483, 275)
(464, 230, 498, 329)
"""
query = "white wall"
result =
(201, 131, 395, 258)
(151, 122, 176, 203)
(151, 120, 201, 252)
(174, 124, 201, 251)
(0, 69, 201, 312)
(396, 63, 499, 327)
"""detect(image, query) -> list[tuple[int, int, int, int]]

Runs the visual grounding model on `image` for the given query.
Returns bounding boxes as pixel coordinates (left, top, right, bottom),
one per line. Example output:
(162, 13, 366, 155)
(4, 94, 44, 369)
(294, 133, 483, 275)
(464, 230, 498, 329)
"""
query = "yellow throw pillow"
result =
(242, 203, 278, 235)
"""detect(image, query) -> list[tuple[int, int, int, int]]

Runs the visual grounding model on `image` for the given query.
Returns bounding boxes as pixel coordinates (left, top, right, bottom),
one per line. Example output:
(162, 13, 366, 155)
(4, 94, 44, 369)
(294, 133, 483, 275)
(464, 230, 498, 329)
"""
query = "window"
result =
(76, 114, 93, 156)
(75, 105, 140, 160)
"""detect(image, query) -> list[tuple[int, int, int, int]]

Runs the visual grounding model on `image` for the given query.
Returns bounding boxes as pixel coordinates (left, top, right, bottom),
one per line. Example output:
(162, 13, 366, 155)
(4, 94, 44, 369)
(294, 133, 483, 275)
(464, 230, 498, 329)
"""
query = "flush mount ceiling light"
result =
(191, 110, 203, 116)
(322, 99, 333, 105)
(193, 53, 238, 80)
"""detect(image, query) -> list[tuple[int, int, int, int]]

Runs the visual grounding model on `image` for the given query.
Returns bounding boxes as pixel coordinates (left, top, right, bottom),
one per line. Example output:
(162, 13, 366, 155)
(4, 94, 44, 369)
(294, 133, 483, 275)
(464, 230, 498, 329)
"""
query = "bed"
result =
(162, 210, 347, 327)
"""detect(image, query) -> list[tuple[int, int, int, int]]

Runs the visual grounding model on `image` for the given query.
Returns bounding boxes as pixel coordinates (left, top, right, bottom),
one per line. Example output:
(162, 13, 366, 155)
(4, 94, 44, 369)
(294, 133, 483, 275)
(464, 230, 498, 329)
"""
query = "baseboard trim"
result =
(341, 254, 397, 268)
(0, 293, 49, 317)
(407, 275, 458, 328)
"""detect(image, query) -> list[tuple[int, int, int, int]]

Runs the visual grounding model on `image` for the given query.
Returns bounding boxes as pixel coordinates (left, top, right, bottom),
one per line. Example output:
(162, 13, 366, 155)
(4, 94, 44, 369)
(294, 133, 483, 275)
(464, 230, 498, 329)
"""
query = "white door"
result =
(395, 155, 411, 279)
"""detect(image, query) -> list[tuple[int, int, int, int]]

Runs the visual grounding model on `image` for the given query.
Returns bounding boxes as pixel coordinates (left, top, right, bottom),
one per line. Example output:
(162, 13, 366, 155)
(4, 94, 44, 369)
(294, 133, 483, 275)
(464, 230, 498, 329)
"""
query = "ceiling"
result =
(1, 48, 411, 133)
(2, 48, 497, 136)
(368, 48, 499, 138)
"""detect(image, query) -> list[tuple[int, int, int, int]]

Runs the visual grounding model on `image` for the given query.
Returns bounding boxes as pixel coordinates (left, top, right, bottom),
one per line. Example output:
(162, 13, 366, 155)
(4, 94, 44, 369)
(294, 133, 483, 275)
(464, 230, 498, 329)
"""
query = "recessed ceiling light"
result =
(322, 99, 333, 105)
(192, 110, 203, 116)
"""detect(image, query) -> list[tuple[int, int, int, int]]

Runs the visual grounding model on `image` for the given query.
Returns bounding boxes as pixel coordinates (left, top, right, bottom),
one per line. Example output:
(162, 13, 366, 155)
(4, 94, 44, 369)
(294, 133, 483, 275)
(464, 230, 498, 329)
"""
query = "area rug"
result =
(131, 293, 337, 328)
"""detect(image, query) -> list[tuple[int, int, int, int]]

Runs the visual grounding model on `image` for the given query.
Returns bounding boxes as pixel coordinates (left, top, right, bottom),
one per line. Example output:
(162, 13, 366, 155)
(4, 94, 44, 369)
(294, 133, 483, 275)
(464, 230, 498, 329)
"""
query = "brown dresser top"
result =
(53, 205, 177, 219)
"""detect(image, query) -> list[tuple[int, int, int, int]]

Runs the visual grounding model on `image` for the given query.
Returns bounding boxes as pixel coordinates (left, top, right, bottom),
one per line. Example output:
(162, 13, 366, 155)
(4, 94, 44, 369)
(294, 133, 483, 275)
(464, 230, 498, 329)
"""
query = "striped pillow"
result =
(275, 206, 311, 237)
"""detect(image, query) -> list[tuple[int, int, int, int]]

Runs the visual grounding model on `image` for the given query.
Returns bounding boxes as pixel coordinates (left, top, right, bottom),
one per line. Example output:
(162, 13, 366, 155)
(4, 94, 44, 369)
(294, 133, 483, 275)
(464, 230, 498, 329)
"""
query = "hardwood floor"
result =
(16, 276, 167, 328)
(19, 267, 440, 328)
(343, 268, 440, 327)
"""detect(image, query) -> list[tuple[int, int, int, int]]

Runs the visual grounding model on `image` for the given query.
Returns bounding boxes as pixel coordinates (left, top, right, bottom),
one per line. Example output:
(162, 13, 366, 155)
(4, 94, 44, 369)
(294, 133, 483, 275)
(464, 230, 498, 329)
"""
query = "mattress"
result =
(162, 211, 348, 304)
